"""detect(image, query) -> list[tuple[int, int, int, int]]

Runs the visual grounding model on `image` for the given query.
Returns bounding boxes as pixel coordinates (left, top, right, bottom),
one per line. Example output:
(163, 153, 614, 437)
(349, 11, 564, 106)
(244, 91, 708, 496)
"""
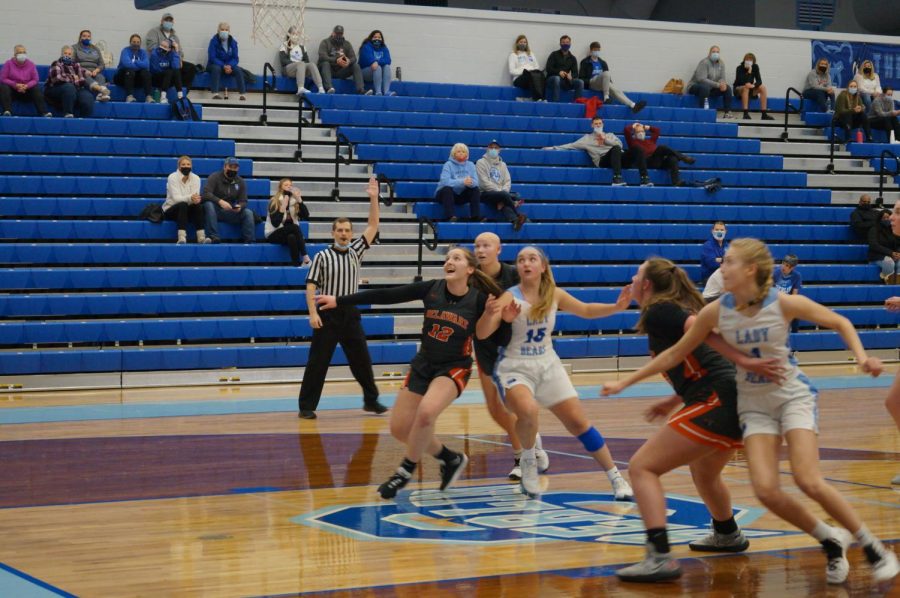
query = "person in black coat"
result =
(545, 35, 583, 103)
(733, 52, 773, 121)
(868, 209, 900, 283)
(850, 194, 881, 240)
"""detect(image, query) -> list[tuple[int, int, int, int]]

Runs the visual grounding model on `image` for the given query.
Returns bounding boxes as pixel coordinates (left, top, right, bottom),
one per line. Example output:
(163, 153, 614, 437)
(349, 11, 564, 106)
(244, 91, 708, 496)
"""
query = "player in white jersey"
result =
(885, 203, 900, 485)
(479, 246, 633, 500)
(603, 238, 899, 585)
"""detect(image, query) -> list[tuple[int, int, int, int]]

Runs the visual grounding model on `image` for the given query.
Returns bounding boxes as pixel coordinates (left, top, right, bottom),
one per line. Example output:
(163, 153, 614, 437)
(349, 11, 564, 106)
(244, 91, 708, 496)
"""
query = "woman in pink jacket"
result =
(0, 44, 51, 117)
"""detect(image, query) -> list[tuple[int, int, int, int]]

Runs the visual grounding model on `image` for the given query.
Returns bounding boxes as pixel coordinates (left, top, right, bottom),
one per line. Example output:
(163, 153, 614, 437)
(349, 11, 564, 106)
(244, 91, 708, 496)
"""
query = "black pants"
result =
(298, 305, 380, 411)
(436, 186, 481, 220)
(480, 190, 520, 222)
(0, 83, 48, 114)
(870, 115, 900, 139)
(834, 111, 871, 140)
(181, 61, 197, 89)
(114, 68, 152, 96)
(599, 146, 647, 176)
(513, 70, 546, 101)
(267, 223, 307, 266)
(152, 69, 183, 93)
(647, 145, 684, 183)
(802, 88, 834, 112)
(163, 202, 204, 231)
(689, 82, 733, 110)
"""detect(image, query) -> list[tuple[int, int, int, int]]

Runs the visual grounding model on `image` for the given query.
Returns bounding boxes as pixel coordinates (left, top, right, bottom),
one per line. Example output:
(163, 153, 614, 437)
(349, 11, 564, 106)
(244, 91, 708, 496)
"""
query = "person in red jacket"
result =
(624, 122, 695, 186)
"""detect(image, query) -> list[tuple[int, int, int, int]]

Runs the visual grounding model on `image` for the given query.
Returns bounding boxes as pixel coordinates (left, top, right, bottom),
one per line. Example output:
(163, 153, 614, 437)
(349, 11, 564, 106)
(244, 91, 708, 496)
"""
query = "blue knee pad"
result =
(577, 426, 605, 452)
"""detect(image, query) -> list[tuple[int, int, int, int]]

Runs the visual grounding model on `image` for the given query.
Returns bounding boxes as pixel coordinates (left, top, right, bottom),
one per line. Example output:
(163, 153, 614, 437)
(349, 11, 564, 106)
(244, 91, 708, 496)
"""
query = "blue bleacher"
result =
(0, 176, 269, 196)
(0, 136, 233, 157)
(0, 242, 322, 265)
(0, 155, 251, 176)
(0, 220, 305, 242)
(0, 198, 272, 218)
(0, 116, 217, 138)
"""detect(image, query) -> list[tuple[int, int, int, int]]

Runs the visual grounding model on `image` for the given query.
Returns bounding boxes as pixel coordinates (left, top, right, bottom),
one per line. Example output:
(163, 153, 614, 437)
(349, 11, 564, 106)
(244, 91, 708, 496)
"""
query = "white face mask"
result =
(635, 131, 646, 140)
(710, 52, 720, 62)
(848, 87, 858, 95)
(593, 126, 604, 135)
(219, 30, 230, 40)
(15, 53, 27, 63)
(713, 230, 726, 240)
(591, 50, 601, 59)
(744, 60, 752, 68)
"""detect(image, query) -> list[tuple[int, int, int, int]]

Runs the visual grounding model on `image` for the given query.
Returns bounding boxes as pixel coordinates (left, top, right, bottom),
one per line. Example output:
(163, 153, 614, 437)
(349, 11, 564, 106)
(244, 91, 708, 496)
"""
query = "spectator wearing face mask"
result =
(624, 121, 695, 186)
(853, 60, 882, 111)
(318, 25, 365, 95)
(475, 140, 527, 231)
(869, 86, 900, 142)
(359, 30, 393, 96)
(835, 80, 872, 143)
(773, 254, 802, 332)
(700, 221, 728, 281)
(802, 58, 835, 112)
(687, 45, 735, 118)
(163, 156, 205, 245)
(0, 44, 51, 117)
(279, 26, 324, 96)
(150, 39, 184, 102)
(733, 52, 773, 121)
(435, 143, 482, 222)
(868, 209, 900, 284)
(146, 13, 197, 89)
(266, 178, 310, 266)
(207, 22, 246, 100)
(509, 35, 546, 102)
(44, 45, 94, 118)
(544, 35, 583, 103)
(73, 30, 110, 102)
(115, 34, 153, 103)
(543, 116, 651, 187)
(577, 41, 646, 114)
(201, 157, 256, 243)
(850, 194, 880, 240)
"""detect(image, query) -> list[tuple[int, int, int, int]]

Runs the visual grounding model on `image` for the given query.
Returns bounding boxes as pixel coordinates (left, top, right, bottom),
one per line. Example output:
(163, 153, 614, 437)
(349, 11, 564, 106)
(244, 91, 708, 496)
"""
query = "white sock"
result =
(514, 449, 522, 458)
(521, 447, 535, 461)
(811, 520, 833, 542)
(534, 433, 544, 450)
(627, 101, 635, 108)
(855, 524, 884, 551)
(605, 465, 621, 483)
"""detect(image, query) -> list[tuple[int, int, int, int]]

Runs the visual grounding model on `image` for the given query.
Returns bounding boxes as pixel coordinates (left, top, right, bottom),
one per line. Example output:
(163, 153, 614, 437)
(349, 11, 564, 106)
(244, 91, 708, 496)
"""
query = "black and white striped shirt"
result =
(306, 236, 370, 296)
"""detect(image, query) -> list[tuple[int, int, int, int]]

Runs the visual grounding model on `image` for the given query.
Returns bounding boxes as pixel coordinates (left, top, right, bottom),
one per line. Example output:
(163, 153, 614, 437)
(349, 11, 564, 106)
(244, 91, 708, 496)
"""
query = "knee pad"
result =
(577, 426, 604, 452)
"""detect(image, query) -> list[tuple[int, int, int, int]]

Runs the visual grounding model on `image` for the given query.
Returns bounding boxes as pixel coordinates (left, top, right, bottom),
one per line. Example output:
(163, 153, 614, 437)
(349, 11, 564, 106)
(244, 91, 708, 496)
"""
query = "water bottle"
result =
(855, 130, 863, 143)
(703, 97, 709, 110)
(825, 97, 832, 113)
(395, 66, 402, 81)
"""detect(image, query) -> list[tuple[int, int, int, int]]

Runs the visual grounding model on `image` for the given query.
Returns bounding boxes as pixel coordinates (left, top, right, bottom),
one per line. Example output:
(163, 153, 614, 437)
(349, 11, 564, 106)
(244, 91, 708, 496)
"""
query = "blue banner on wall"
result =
(811, 40, 900, 89)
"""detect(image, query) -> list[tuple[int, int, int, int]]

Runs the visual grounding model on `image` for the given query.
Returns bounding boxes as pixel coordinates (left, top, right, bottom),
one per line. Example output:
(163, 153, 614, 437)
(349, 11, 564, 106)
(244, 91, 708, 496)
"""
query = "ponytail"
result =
(447, 246, 505, 298)
(520, 246, 556, 321)
(728, 238, 773, 310)
(636, 257, 705, 333)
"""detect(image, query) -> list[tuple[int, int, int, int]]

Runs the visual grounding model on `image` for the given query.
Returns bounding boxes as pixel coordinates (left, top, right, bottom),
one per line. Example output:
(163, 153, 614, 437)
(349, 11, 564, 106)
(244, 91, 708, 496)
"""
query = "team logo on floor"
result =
(294, 484, 791, 545)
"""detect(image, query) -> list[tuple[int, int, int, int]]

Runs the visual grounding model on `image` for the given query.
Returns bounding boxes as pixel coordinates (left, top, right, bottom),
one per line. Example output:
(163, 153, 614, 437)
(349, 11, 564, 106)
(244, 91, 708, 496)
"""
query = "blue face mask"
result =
(60, 56, 73, 64)
(219, 31, 230, 40)
(487, 149, 499, 158)
(710, 52, 720, 62)
(162, 21, 174, 31)
(713, 230, 726, 241)
(81, 39, 91, 47)
(372, 39, 382, 47)
(335, 239, 351, 249)
(560, 44, 571, 52)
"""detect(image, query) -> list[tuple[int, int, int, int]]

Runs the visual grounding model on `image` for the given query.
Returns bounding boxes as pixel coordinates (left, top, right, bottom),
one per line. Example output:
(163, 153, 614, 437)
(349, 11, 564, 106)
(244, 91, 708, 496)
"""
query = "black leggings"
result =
(599, 146, 648, 176)
(152, 69, 183, 93)
(834, 111, 871, 139)
(163, 202, 203, 231)
(513, 70, 546, 101)
(267, 223, 307, 266)
(114, 68, 152, 96)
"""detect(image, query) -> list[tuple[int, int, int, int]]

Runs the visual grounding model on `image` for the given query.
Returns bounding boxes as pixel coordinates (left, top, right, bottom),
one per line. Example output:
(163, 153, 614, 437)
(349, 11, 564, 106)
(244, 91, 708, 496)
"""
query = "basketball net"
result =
(251, 0, 307, 48)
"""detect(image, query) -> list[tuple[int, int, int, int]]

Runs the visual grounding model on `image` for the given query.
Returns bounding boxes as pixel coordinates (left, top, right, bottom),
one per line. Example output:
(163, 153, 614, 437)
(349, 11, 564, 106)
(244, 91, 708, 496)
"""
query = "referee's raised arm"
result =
(361, 177, 380, 247)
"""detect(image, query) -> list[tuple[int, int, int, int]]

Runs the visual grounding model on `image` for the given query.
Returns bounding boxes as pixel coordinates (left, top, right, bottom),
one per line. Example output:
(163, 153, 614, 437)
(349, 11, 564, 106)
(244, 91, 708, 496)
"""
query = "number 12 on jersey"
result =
(428, 324, 454, 342)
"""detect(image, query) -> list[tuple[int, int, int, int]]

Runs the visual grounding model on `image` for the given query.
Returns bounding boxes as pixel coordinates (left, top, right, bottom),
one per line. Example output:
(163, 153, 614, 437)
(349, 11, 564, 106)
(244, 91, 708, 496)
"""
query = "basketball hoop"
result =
(251, 0, 307, 48)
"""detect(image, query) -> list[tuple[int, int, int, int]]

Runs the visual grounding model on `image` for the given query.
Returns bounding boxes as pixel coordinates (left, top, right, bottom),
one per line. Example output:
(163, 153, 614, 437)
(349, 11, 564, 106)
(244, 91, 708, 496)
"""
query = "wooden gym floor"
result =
(0, 366, 898, 597)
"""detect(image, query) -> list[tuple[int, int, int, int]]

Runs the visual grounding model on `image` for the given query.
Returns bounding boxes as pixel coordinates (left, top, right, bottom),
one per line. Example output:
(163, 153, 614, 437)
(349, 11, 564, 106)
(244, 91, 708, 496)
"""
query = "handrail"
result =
(377, 174, 395, 206)
(330, 129, 353, 201)
(877, 149, 900, 206)
(826, 118, 837, 174)
(259, 62, 276, 125)
(294, 95, 310, 161)
(414, 217, 438, 282)
(779, 87, 804, 142)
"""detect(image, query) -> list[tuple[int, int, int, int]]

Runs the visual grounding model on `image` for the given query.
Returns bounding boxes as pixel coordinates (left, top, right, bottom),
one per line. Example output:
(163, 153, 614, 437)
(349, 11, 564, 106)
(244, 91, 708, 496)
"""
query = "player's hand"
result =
(739, 357, 785, 384)
(309, 312, 322, 329)
(861, 356, 883, 377)
(615, 284, 633, 310)
(501, 299, 521, 323)
(315, 295, 337, 310)
(366, 176, 379, 201)
(601, 380, 626, 396)
(644, 394, 681, 423)
(885, 296, 900, 312)
(484, 294, 502, 315)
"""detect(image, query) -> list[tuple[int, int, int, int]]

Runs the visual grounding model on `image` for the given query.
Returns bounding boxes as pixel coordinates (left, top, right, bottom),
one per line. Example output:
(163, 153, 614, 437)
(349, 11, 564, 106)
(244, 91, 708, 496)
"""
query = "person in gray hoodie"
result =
(317, 25, 364, 94)
(74, 30, 110, 101)
(475, 140, 527, 231)
(870, 86, 900, 141)
(145, 12, 196, 89)
(543, 115, 651, 186)
(687, 45, 734, 118)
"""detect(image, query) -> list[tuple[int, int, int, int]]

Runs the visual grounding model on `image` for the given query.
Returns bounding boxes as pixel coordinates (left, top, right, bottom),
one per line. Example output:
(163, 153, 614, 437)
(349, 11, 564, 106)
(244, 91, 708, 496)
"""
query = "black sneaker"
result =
(631, 100, 647, 114)
(439, 452, 469, 491)
(639, 176, 654, 187)
(761, 112, 775, 121)
(378, 469, 411, 499)
(363, 400, 388, 415)
(298, 410, 317, 419)
(611, 175, 627, 187)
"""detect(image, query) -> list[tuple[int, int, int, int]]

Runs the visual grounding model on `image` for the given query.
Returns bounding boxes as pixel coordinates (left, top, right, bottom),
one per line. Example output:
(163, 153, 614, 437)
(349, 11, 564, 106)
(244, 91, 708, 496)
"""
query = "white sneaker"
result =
(535, 448, 550, 473)
(508, 459, 521, 481)
(870, 546, 900, 583)
(97, 94, 110, 102)
(519, 456, 540, 498)
(317, 87, 326, 94)
(616, 543, 682, 582)
(823, 528, 853, 584)
(612, 475, 634, 501)
(145, 96, 155, 103)
(125, 95, 136, 103)
(296, 87, 310, 96)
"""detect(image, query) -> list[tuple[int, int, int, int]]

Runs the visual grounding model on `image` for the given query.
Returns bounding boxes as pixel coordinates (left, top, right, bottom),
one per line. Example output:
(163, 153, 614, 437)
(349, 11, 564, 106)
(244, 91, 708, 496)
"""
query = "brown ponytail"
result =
(519, 246, 556, 321)
(449, 247, 505, 297)
(636, 258, 705, 333)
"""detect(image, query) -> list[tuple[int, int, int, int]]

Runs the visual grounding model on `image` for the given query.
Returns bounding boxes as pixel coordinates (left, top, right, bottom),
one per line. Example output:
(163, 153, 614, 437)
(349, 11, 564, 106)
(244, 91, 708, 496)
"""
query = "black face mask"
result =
(225, 169, 237, 178)
(283, 190, 292, 197)
(179, 167, 191, 176)
(859, 203, 872, 210)
(864, 68, 872, 74)
(817, 66, 827, 73)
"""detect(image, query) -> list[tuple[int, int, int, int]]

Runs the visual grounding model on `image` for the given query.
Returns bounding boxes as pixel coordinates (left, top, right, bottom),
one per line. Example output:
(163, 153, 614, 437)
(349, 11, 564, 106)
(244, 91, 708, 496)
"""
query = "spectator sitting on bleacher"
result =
(44, 46, 94, 118)
(853, 60, 882, 112)
(150, 40, 184, 102)
(802, 58, 835, 112)
(318, 25, 364, 95)
(115, 34, 153, 103)
(163, 156, 205, 245)
(509, 35, 545, 102)
(146, 12, 196, 90)
(624, 121, 695, 187)
(436, 143, 482, 222)
(207, 22, 246, 101)
(870, 86, 900, 142)
(773, 254, 802, 332)
(834, 80, 872, 143)
(279, 26, 324, 96)
(701, 268, 724, 302)
(700, 221, 728, 281)
(733, 52, 773, 121)
(266, 178, 310, 266)
(475, 140, 527, 231)
(202, 157, 256, 243)
(687, 45, 735, 118)
(359, 30, 393, 96)
(869, 208, 900, 284)
(543, 116, 650, 187)
(545, 35, 583, 103)
(74, 30, 110, 102)
(0, 45, 51, 117)
(577, 41, 646, 114)
(850, 194, 880, 241)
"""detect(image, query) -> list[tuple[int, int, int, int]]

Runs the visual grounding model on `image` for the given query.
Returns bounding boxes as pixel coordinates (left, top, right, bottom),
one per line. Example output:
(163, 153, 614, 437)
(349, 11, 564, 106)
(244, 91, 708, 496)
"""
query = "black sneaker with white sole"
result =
(378, 469, 412, 499)
(439, 452, 469, 491)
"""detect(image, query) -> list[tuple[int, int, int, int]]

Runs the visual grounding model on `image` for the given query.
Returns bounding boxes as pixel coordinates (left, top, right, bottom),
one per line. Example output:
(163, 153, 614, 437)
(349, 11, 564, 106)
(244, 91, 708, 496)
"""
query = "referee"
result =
(298, 177, 387, 419)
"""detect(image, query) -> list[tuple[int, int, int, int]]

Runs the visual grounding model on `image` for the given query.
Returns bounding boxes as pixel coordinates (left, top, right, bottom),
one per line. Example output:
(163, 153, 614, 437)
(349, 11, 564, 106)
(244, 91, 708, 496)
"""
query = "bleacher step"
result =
(235, 143, 346, 161)
(807, 173, 886, 188)
(783, 157, 872, 172)
(219, 124, 335, 142)
(309, 221, 423, 240)
(830, 189, 900, 204)
(740, 125, 822, 140)
(201, 106, 316, 124)
(307, 202, 412, 218)
(761, 141, 849, 156)
(253, 160, 369, 179)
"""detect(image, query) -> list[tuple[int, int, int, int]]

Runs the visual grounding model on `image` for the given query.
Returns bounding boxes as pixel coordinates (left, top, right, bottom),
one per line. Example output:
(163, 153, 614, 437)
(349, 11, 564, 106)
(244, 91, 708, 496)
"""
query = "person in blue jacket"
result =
(149, 39, 183, 101)
(358, 30, 393, 96)
(700, 221, 728, 281)
(207, 22, 246, 100)
(435, 143, 482, 222)
(114, 34, 153, 103)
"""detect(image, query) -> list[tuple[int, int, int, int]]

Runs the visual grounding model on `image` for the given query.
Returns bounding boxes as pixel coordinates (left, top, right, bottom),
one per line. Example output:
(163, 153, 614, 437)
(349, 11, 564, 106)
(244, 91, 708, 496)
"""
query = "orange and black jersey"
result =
(644, 302, 736, 400)
(336, 279, 486, 362)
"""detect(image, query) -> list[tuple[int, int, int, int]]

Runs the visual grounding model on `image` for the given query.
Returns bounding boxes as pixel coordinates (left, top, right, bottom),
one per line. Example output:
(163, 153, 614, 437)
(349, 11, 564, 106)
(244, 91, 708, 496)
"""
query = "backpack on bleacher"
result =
(662, 78, 684, 94)
(172, 96, 199, 121)
(140, 203, 164, 223)
(95, 40, 115, 72)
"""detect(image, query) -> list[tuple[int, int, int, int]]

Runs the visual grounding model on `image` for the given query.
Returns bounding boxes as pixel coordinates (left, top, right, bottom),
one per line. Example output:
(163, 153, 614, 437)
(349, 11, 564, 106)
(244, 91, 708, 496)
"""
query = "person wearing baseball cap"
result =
(317, 25, 364, 94)
(475, 140, 527, 231)
(774, 254, 802, 332)
(145, 11, 197, 89)
(200, 157, 256, 243)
